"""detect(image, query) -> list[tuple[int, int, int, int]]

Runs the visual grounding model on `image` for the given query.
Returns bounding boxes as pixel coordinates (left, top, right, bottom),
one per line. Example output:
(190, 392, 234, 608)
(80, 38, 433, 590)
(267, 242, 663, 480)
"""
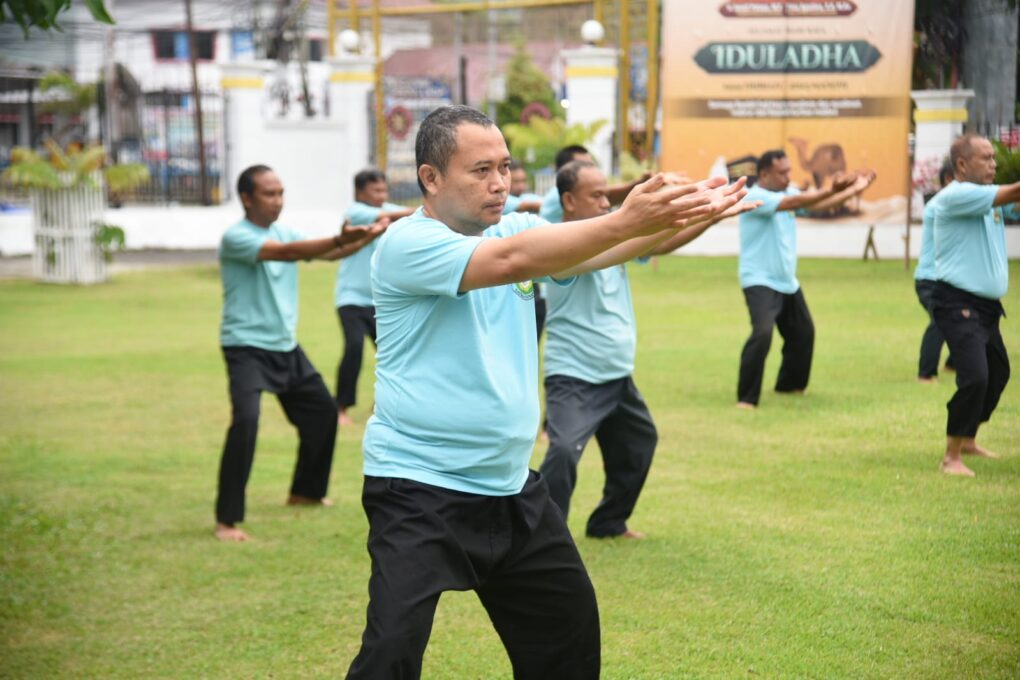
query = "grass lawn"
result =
(1, 256, 1017, 679)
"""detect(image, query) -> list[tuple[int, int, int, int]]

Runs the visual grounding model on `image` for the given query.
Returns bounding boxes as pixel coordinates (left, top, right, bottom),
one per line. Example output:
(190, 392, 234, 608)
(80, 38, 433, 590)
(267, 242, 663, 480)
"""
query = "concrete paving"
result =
(0, 249, 218, 280)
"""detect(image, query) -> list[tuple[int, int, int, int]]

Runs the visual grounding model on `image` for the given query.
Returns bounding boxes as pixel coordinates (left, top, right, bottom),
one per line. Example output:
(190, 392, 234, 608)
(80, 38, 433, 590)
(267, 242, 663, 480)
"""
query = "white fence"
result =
(31, 182, 107, 284)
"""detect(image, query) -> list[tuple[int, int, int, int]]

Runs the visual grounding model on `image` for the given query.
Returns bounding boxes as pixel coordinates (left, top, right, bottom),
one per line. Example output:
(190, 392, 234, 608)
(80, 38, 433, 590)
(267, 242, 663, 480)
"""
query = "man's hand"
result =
(831, 171, 857, 192)
(616, 174, 729, 237)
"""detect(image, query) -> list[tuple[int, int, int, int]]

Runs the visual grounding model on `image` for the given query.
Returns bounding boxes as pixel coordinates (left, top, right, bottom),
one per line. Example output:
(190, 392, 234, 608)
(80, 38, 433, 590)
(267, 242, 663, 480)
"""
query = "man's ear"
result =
(418, 164, 441, 196)
(240, 193, 253, 212)
(561, 191, 576, 214)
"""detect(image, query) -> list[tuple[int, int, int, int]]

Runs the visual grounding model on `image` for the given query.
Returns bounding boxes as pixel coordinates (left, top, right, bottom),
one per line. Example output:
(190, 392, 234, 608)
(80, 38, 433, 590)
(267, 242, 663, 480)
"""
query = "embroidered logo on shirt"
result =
(512, 280, 535, 300)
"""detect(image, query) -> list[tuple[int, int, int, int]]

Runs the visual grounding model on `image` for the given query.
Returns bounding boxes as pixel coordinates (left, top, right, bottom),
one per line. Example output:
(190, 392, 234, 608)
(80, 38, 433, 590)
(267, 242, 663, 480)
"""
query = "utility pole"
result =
(185, 0, 211, 205)
(103, 0, 118, 158)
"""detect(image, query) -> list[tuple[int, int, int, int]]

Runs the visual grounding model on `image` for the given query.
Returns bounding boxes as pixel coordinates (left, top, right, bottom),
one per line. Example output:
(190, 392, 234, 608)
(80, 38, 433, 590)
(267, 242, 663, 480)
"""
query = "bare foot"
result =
(620, 529, 646, 540)
(736, 402, 756, 410)
(286, 494, 335, 507)
(939, 458, 976, 477)
(338, 411, 355, 427)
(917, 376, 938, 384)
(215, 523, 250, 541)
(962, 443, 1000, 459)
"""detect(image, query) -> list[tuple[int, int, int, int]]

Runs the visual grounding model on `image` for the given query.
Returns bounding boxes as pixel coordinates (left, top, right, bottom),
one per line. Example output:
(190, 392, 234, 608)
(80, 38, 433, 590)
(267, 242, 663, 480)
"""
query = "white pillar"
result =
(561, 47, 618, 178)
(911, 89, 975, 166)
(220, 61, 270, 201)
(327, 55, 376, 173)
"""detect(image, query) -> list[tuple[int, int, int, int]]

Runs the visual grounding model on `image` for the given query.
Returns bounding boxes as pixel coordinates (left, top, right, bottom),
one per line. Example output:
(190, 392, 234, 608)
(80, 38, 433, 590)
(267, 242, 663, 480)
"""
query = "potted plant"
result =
(2, 140, 148, 283)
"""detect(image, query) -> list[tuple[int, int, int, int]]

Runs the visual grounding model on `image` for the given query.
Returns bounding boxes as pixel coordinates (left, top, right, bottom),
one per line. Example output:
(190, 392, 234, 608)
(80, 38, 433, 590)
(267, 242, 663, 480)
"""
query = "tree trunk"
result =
(962, 0, 1019, 129)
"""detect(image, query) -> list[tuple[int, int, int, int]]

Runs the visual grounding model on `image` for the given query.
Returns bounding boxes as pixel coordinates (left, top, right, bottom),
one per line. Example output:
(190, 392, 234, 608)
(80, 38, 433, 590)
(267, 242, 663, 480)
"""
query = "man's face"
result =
(421, 123, 510, 235)
(509, 168, 528, 196)
(959, 138, 997, 185)
(242, 171, 284, 225)
(358, 180, 389, 207)
(759, 156, 792, 191)
(562, 166, 610, 221)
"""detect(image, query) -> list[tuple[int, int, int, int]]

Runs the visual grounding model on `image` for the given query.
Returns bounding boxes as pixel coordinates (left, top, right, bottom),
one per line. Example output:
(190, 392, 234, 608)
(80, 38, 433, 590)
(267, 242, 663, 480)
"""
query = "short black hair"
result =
(756, 150, 787, 175)
(555, 145, 590, 171)
(354, 169, 387, 192)
(237, 164, 273, 199)
(556, 159, 598, 207)
(938, 161, 955, 187)
(415, 105, 495, 195)
(509, 158, 523, 171)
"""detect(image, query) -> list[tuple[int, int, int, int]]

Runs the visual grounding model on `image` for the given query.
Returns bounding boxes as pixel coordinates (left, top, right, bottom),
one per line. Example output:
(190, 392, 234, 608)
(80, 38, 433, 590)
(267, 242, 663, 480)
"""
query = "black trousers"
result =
(932, 282, 1010, 438)
(535, 283, 547, 341)
(336, 305, 377, 410)
(737, 286, 815, 405)
(539, 375, 656, 538)
(915, 279, 953, 378)
(346, 472, 600, 680)
(216, 345, 337, 524)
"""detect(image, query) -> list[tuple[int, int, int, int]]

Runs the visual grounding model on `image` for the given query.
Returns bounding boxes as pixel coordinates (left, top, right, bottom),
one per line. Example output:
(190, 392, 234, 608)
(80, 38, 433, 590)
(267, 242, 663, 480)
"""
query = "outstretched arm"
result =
(258, 220, 387, 262)
(994, 180, 1020, 207)
(775, 171, 858, 212)
(808, 170, 876, 212)
(562, 178, 752, 274)
(648, 197, 762, 255)
(319, 220, 390, 261)
(607, 172, 653, 206)
(459, 175, 726, 291)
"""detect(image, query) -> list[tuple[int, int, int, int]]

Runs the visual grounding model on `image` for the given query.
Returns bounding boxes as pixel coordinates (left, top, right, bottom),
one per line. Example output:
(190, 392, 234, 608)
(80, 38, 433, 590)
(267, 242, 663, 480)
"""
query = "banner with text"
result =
(660, 0, 915, 223)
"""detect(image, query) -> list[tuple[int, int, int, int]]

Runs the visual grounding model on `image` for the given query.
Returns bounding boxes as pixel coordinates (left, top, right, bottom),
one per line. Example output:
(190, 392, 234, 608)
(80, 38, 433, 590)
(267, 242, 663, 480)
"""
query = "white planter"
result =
(31, 181, 108, 284)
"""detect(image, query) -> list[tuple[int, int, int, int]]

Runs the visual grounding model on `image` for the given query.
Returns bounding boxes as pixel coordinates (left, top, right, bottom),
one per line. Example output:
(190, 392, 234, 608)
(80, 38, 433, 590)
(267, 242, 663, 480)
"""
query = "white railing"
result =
(32, 180, 107, 284)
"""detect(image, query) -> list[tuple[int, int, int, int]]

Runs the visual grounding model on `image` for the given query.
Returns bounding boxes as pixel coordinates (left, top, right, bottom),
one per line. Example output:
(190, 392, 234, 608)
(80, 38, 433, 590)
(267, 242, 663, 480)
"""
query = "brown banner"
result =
(660, 0, 915, 219)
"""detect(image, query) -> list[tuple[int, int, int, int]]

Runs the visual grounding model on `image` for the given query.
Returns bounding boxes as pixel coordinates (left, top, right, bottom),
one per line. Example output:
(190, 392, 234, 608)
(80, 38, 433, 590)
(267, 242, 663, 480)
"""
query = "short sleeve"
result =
(748, 186, 784, 216)
(374, 219, 483, 298)
(940, 183, 997, 218)
(220, 226, 268, 264)
(345, 203, 384, 226)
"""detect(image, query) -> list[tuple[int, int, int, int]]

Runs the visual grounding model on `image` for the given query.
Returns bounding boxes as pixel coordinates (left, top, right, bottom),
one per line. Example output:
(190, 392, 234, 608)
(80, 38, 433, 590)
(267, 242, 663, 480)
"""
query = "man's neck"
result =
(245, 213, 272, 229)
(422, 201, 487, 237)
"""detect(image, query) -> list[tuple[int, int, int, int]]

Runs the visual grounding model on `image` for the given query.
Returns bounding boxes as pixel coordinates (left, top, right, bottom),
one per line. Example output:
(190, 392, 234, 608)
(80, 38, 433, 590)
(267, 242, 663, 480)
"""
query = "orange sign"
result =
(660, 0, 915, 223)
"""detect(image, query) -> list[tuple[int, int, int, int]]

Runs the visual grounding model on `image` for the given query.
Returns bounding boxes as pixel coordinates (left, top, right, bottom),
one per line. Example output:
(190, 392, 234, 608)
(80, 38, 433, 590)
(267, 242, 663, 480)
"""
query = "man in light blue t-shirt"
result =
(930, 134, 1020, 477)
(539, 160, 755, 540)
(539, 144, 651, 224)
(333, 169, 415, 426)
(215, 165, 386, 542)
(502, 158, 543, 215)
(737, 150, 874, 408)
(913, 162, 956, 382)
(345, 105, 748, 678)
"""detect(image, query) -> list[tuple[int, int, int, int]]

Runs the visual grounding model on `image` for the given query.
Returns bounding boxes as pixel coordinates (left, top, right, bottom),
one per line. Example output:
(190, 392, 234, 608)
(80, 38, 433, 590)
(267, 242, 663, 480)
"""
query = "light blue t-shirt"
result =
(544, 263, 638, 384)
(333, 201, 403, 308)
(219, 219, 305, 351)
(914, 194, 940, 281)
(363, 209, 571, 495)
(739, 184, 801, 294)
(539, 186, 563, 223)
(503, 192, 543, 215)
(933, 181, 1009, 300)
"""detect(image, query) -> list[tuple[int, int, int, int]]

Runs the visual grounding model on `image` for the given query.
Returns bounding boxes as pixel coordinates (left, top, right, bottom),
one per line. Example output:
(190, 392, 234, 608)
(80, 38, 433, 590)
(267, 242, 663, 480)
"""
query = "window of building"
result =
(152, 30, 216, 61)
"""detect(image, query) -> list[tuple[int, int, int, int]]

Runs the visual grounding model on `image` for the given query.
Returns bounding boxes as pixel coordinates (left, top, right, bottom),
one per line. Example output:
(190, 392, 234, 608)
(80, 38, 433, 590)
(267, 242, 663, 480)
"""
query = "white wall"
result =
(5, 209, 1020, 260)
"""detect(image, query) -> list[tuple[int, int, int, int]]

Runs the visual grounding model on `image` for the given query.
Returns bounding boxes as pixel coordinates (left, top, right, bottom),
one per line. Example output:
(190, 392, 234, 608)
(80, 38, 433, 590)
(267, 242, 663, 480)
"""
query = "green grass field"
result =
(1, 256, 1018, 679)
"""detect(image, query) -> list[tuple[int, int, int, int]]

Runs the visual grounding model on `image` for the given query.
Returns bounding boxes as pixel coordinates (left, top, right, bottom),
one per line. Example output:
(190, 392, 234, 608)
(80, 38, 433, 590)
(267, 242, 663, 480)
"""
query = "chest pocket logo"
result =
(512, 280, 535, 301)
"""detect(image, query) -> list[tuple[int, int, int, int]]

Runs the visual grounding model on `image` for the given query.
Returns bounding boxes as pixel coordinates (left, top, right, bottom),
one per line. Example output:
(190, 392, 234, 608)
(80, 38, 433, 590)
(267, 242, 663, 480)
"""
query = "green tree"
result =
(502, 117, 606, 174)
(496, 41, 563, 129)
(2, 0, 113, 35)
